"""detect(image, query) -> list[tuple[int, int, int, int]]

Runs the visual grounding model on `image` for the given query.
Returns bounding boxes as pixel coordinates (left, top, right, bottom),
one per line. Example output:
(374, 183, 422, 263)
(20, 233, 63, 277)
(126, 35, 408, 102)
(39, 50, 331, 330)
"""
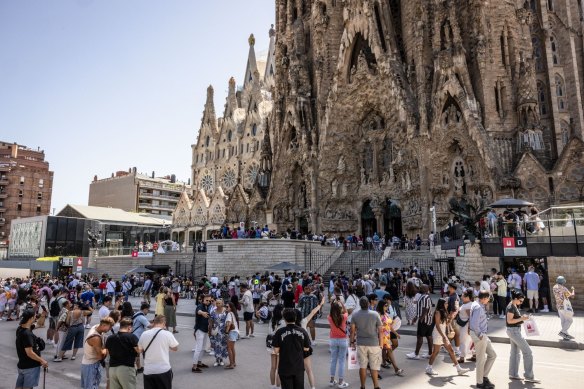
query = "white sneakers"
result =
(456, 366, 470, 375)
(425, 366, 438, 375)
(406, 352, 420, 360)
(421, 353, 431, 359)
(499, 314, 506, 319)
(337, 383, 350, 388)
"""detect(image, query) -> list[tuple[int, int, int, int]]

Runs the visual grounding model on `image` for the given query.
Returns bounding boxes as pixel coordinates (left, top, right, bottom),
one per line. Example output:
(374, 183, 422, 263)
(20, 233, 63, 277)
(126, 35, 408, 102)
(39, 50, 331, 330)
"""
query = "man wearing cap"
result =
(15, 309, 48, 389)
(553, 276, 576, 340)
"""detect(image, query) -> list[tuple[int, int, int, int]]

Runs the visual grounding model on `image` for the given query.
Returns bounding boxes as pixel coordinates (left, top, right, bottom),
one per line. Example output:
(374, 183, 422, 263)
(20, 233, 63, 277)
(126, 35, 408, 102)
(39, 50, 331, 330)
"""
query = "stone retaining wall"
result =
(205, 240, 339, 278)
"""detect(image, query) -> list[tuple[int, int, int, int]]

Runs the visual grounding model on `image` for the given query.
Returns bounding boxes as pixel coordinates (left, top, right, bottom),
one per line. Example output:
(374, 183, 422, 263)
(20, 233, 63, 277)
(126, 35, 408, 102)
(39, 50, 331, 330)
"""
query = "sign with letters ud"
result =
(503, 237, 527, 256)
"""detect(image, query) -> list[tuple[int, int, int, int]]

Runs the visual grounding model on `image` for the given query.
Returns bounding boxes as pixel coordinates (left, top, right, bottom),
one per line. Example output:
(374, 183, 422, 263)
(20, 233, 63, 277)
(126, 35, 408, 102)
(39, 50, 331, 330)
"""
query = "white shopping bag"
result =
(523, 318, 540, 337)
(348, 347, 359, 370)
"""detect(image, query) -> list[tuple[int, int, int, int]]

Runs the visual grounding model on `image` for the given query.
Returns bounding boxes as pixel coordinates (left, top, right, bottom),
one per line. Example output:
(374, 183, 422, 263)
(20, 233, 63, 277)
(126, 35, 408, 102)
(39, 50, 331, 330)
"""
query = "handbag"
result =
(348, 347, 359, 370)
(563, 299, 574, 318)
(391, 316, 402, 331)
(446, 323, 456, 340)
(265, 334, 273, 348)
(523, 318, 540, 337)
(455, 313, 468, 327)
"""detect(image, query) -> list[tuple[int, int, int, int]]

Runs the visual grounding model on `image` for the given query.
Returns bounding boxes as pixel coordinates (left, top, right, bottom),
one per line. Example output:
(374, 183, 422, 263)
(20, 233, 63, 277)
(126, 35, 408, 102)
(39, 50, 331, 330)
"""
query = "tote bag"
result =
(523, 318, 540, 337)
(348, 347, 359, 370)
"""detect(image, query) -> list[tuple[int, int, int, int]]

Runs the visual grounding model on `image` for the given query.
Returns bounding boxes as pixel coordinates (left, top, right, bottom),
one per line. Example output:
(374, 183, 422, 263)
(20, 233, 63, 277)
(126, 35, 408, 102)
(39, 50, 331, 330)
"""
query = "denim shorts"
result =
(16, 366, 40, 388)
(81, 362, 102, 389)
(228, 330, 239, 342)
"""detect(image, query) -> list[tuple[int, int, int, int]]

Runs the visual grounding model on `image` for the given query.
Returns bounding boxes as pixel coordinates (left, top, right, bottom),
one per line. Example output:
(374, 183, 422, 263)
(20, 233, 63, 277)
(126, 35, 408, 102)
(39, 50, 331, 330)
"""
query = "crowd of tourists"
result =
(2, 261, 578, 389)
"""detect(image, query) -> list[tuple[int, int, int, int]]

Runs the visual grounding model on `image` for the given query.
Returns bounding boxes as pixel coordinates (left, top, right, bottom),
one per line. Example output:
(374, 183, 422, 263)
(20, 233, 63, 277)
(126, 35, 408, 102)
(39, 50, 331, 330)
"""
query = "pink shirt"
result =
(328, 312, 348, 339)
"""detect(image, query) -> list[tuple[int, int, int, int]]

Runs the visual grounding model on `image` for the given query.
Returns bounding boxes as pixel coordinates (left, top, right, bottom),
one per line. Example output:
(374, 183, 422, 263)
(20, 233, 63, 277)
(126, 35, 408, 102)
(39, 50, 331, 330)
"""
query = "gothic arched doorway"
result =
(384, 199, 402, 238)
(361, 200, 377, 238)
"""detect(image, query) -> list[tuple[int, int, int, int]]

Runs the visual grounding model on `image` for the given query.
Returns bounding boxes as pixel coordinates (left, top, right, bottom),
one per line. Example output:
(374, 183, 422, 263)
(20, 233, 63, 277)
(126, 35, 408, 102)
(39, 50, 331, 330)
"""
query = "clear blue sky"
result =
(0, 0, 274, 214)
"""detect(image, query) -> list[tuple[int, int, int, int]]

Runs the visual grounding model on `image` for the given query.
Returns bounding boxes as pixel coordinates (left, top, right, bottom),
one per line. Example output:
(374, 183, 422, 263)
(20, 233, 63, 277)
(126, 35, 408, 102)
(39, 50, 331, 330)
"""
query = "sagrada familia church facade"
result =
(172, 0, 584, 242)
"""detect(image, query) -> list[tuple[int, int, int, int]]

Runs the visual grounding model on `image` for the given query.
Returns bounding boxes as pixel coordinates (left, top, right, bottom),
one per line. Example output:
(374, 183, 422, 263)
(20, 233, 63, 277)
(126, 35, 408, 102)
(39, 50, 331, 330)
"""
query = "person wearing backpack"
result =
(133, 303, 152, 374)
(105, 317, 140, 389)
(15, 309, 48, 389)
(48, 290, 67, 346)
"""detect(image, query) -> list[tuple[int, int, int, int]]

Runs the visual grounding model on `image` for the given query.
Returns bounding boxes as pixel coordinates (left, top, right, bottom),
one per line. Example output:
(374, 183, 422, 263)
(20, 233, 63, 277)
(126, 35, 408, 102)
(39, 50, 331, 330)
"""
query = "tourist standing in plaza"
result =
(272, 309, 311, 389)
(469, 290, 497, 389)
(132, 302, 151, 374)
(506, 291, 540, 383)
(79, 284, 96, 329)
(139, 315, 179, 389)
(209, 298, 229, 366)
(494, 272, 507, 319)
(350, 296, 383, 389)
(162, 288, 178, 333)
(298, 285, 319, 345)
(143, 276, 153, 304)
(15, 309, 48, 389)
(99, 296, 112, 320)
(56, 301, 93, 361)
(81, 317, 114, 389)
(553, 276, 576, 340)
(404, 281, 418, 325)
(240, 284, 255, 338)
(328, 299, 349, 388)
(224, 302, 239, 369)
(376, 300, 404, 376)
(105, 317, 139, 389)
(523, 266, 540, 313)
(192, 294, 212, 373)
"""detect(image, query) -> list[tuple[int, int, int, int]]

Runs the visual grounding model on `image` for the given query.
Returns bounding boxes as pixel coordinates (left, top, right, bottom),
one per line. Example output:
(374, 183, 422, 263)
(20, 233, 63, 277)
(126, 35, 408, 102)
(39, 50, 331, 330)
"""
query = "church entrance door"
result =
(361, 200, 377, 238)
(384, 199, 403, 238)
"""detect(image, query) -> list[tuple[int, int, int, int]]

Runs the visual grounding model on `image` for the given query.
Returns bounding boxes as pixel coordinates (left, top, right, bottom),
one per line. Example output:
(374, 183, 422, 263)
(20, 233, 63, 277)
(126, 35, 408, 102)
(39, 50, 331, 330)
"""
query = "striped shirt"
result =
(416, 294, 433, 324)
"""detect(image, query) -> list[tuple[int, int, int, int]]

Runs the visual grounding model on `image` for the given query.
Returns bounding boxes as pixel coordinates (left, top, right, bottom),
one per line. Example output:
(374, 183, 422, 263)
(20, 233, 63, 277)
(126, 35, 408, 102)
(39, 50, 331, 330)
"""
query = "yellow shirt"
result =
(155, 293, 165, 316)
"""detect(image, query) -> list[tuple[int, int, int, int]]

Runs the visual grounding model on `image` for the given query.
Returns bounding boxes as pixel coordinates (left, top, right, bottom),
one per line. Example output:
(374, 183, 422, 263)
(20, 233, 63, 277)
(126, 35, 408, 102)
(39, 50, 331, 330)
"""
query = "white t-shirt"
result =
(106, 281, 116, 294)
(226, 311, 239, 332)
(99, 305, 110, 320)
(242, 290, 254, 313)
(138, 328, 179, 375)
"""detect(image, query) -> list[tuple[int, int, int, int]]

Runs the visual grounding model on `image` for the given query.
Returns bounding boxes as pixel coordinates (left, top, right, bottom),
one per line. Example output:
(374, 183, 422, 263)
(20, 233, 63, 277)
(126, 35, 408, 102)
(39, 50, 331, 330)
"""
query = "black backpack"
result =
(50, 297, 62, 317)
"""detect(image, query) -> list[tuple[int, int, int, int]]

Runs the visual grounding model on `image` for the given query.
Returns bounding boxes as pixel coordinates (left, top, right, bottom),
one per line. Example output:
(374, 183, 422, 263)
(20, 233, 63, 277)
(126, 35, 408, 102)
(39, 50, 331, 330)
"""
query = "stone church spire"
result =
(243, 33, 259, 87)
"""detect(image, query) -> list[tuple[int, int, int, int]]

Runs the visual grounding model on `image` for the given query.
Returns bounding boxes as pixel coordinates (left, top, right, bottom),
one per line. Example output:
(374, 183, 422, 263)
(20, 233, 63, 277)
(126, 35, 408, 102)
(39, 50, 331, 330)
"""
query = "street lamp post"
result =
(430, 201, 437, 252)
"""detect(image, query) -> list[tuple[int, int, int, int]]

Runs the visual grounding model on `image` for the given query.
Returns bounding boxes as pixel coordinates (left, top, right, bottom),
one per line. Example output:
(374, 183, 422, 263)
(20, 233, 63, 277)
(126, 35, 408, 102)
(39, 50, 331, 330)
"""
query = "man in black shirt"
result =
(105, 318, 139, 389)
(192, 294, 211, 373)
(281, 284, 295, 308)
(272, 309, 310, 389)
(16, 309, 48, 389)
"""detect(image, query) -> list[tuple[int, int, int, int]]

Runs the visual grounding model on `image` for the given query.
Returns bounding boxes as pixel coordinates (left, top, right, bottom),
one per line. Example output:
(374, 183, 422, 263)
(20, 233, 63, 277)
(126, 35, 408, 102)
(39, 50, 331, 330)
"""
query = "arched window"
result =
(561, 121, 570, 145)
(227, 130, 232, 142)
(548, 0, 554, 11)
(555, 74, 567, 111)
(205, 136, 210, 147)
(550, 36, 559, 65)
(537, 81, 548, 116)
(530, 0, 537, 11)
(532, 36, 544, 72)
(252, 124, 257, 136)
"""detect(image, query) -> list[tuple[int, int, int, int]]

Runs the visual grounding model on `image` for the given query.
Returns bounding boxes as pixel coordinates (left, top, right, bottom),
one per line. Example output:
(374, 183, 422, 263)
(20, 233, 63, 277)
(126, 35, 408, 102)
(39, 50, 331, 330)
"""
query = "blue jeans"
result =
(81, 362, 102, 389)
(329, 338, 348, 380)
(16, 366, 40, 388)
(506, 327, 534, 379)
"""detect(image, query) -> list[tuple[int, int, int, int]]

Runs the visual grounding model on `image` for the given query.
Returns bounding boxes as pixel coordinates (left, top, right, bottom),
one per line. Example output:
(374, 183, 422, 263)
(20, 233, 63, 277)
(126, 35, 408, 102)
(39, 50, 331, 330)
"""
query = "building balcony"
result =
(0, 193, 7, 199)
(138, 203, 176, 211)
(139, 181, 184, 192)
(0, 218, 5, 225)
(0, 178, 8, 185)
(138, 191, 180, 201)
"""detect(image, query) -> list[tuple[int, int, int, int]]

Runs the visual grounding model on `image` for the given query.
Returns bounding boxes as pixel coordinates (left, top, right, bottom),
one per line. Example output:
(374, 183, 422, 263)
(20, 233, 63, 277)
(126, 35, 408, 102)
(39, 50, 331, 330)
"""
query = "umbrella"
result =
(266, 261, 304, 272)
(126, 267, 155, 274)
(375, 259, 405, 269)
(489, 198, 534, 209)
